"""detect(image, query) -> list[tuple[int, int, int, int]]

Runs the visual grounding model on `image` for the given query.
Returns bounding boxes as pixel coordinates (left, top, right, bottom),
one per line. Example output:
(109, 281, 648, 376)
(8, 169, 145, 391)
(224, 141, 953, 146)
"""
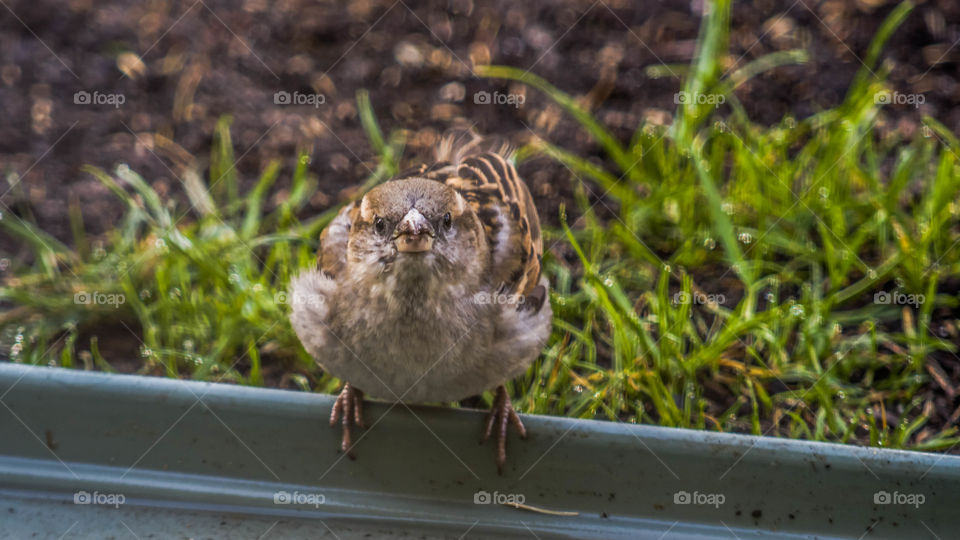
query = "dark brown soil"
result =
(2, 0, 959, 261)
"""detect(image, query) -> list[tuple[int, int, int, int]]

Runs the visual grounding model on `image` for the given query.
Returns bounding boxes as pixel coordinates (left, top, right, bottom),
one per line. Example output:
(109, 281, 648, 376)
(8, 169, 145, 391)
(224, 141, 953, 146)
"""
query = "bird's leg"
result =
(330, 382, 365, 457)
(481, 385, 527, 473)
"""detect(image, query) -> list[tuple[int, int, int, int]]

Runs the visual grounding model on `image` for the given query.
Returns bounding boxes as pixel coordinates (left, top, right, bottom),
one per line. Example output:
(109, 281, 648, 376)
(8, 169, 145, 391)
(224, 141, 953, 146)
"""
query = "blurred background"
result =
(2, 0, 958, 248)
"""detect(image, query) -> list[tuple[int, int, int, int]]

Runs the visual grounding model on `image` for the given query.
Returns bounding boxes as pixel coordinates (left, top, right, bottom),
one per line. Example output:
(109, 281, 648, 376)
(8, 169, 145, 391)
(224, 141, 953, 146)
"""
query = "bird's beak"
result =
(393, 208, 435, 253)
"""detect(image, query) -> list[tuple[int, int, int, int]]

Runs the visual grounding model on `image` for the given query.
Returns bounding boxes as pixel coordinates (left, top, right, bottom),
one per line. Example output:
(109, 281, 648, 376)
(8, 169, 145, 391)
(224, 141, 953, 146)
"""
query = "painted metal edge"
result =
(0, 363, 956, 539)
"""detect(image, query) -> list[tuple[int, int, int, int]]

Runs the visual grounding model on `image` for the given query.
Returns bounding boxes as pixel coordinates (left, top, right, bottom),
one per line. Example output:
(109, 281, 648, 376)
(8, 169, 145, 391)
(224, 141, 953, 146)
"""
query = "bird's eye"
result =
(374, 217, 386, 235)
(442, 212, 452, 229)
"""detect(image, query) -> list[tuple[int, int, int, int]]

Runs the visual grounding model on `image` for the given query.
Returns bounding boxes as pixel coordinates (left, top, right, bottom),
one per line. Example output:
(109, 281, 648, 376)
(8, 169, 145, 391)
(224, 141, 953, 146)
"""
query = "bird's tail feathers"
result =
(436, 127, 514, 165)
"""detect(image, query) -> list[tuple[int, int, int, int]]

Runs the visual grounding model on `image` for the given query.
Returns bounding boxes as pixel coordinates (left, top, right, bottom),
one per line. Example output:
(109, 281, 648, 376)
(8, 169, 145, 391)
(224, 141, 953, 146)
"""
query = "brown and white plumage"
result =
(396, 135, 544, 304)
(289, 131, 551, 471)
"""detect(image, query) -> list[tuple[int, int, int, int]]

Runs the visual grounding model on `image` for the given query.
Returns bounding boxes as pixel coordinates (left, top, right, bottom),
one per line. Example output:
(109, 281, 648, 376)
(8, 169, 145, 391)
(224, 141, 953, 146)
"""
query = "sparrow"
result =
(288, 131, 552, 472)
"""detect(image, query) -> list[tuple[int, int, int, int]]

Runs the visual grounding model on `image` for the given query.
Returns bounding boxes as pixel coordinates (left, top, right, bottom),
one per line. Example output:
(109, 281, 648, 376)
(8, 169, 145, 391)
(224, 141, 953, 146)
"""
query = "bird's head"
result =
(347, 178, 487, 278)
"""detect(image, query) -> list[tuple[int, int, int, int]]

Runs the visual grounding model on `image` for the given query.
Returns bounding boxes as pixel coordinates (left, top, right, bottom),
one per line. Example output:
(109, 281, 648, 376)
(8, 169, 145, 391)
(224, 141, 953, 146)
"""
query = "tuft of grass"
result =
(479, 0, 960, 451)
(3, 0, 959, 452)
(1, 91, 403, 392)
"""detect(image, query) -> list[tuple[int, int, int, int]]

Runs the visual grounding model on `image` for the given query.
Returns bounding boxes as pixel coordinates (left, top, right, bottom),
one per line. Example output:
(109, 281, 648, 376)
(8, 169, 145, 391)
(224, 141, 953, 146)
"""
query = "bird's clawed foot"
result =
(481, 385, 526, 473)
(330, 382, 365, 457)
